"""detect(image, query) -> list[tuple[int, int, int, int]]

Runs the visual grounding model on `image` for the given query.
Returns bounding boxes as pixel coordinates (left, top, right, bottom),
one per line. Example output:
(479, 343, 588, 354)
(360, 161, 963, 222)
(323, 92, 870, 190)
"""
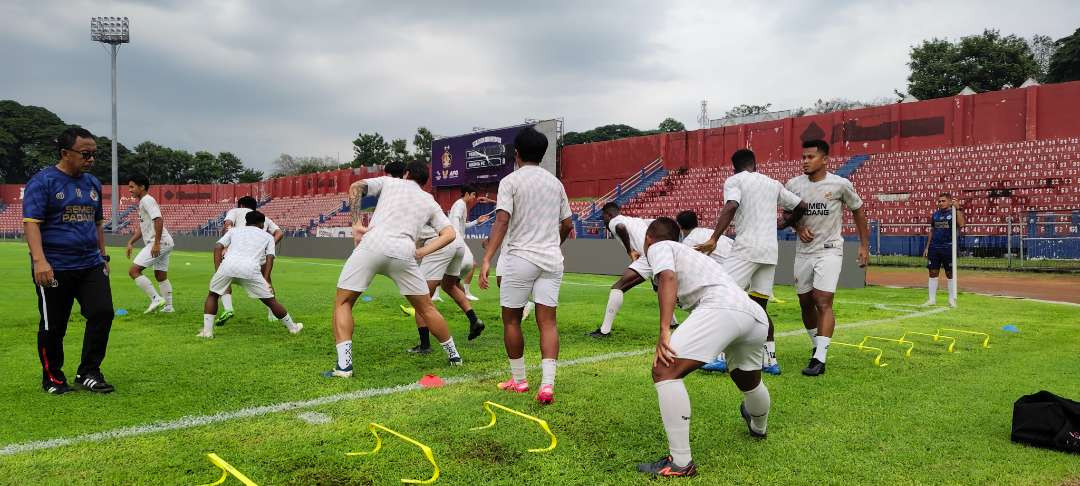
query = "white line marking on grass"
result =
(0, 308, 947, 457)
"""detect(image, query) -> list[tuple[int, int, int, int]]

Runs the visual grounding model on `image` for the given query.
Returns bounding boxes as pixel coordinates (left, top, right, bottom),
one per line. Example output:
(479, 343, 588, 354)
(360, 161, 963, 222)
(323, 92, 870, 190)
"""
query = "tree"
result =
(351, 132, 391, 167)
(907, 29, 1039, 100)
(724, 103, 772, 118)
(271, 153, 336, 177)
(237, 168, 264, 183)
(1046, 28, 1080, 83)
(658, 117, 686, 132)
(185, 151, 222, 183)
(413, 127, 435, 163)
(389, 138, 411, 164)
(561, 124, 643, 146)
(217, 152, 245, 183)
(1028, 34, 1057, 82)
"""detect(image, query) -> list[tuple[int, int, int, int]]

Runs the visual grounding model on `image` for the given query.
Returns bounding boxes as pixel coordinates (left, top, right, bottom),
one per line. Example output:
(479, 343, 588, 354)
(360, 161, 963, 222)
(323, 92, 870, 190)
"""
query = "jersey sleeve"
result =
(841, 178, 864, 211)
(364, 176, 387, 197)
(22, 174, 48, 222)
(143, 197, 163, 221)
(777, 181, 802, 210)
(428, 201, 452, 233)
(264, 235, 276, 256)
(216, 230, 233, 247)
(264, 216, 281, 234)
(92, 179, 104, 223)
(558, 188, 572, 220)
(495, 178, 515, 216)
(449, 200, 466, 225)
(646, 241, 677, 275)
(722, 177, 741, 204)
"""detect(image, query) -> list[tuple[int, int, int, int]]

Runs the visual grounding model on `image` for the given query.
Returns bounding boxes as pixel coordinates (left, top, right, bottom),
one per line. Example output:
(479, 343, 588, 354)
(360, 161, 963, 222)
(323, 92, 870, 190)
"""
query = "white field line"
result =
(0, 306, 946, 457)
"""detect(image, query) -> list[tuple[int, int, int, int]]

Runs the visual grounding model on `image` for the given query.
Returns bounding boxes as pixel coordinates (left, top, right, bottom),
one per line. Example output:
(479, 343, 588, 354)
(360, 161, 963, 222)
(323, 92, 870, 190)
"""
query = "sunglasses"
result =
(65, 149, 96, 160)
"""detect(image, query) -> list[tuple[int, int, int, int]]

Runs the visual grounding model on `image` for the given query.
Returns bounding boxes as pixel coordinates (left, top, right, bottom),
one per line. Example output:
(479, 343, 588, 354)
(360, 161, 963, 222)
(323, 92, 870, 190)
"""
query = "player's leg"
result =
(325, 248, 380, 377)
(258, 296, 302, 334)
(460, 250, 479, 301)
(725, 314, 770, 439)
(592, 265, 647, 337)
(797, 291, 818, 352)
(802, 254, 842, 376)
(441, 274, 485, 340)
(154, 245, 174, 312)
(924, 251, 942, 306)
(200, 291, 221, 338)
(942, 250, 957, 307)
(531, 268, 562, 404)
(497, 254, 538, 391)
(407, 280, 441, 354)
(72, 265, 116, 393)
(35, 270, 76, 394)
(748, 264, 779, 374)
(130, 246, 164, 312)
(395, 257, 461, 366)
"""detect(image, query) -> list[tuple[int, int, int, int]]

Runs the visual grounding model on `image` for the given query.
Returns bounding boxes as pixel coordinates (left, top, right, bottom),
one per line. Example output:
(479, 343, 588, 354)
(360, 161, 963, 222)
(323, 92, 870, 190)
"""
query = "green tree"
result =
(0, 100, 68, 183)
(562, 124, 643, 146)
(237, 168, 264, 183)
(389, 138, 411, 164)
(657, 117, 686, 132)
(351, 132, 391, 167)
(413, 127, 435, 163)
(1046, 28, 1080, 83)
(185, 151, 222, 183)
(724, 103, 772, 118)
(1028, 34, 1057, 82)
(907, 29, 1039, 100)
(217, 152, 245, 183)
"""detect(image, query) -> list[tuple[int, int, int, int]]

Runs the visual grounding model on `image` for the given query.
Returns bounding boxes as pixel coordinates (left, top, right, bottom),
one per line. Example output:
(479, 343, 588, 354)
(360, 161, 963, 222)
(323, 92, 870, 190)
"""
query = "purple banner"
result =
(430, 125, 527, 187)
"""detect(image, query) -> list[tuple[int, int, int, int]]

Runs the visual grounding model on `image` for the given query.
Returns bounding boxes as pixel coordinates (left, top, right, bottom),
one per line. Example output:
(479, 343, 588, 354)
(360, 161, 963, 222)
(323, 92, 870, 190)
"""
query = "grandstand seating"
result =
(259, 193, 349, 232)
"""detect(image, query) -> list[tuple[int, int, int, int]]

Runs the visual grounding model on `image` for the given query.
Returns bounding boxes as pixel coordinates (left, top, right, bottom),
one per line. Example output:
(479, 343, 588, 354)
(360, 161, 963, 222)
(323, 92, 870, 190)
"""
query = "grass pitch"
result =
(0, 242, 1077, 485)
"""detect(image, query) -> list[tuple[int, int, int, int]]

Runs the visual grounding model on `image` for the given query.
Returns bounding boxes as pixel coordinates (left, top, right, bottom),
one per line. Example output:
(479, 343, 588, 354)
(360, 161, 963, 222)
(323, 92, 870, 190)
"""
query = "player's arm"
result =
(96, 219, 109, 272)
(613, 224, 637, 260)
(923, 216, 933, 258)
(778, 201, 809, 230)
(852, 207, 870, 267)
(417, 226, 456, 259)
(151, 217, 164, 257)
(698, 200, 738, 255)
(222, 220, 234, 233)
(126, 226, 142, 259)
(479, 210, 510, 290)
(348, 180, 369, 224)
(272, 229, 284, 244)
(213, 243, 225, 270)
(653, 269, 679, 368)
(24, 221, 54, 286)
(262, 254, 274, 284)
(559, 217, 573, 244)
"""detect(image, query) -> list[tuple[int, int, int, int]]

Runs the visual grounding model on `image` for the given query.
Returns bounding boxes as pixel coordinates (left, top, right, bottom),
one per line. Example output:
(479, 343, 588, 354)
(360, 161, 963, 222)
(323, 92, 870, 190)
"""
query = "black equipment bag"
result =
(1011, 390, 1080, 454)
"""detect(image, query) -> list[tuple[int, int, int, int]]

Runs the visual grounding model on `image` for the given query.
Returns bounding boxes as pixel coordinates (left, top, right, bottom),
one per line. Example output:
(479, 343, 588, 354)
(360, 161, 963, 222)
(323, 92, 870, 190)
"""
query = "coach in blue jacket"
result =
(23, 127, 116, 395)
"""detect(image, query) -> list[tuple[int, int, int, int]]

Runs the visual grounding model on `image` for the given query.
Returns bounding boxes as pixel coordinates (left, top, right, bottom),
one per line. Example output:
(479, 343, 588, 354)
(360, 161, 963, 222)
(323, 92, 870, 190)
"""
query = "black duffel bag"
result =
(1011, 390, 1080, 454)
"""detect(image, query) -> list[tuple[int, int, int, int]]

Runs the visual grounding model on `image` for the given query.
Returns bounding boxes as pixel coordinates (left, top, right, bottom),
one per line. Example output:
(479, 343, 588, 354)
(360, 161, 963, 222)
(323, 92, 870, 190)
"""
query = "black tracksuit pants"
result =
(34, 263, 115, 387)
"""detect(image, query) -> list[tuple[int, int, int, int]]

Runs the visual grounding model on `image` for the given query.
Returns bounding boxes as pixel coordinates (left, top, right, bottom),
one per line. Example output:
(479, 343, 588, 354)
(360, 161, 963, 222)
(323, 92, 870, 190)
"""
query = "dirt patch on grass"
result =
(866, 266, 1080, 304)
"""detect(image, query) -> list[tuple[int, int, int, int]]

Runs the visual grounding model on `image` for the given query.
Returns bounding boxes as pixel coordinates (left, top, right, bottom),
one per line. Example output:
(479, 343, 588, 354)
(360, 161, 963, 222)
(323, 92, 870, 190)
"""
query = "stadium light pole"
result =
(90, 16, 130, 233)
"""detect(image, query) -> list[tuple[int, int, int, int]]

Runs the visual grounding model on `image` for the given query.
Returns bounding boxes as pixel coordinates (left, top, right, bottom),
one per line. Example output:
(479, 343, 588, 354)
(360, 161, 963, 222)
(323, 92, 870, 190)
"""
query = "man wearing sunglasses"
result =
(23, 127, 116, 395)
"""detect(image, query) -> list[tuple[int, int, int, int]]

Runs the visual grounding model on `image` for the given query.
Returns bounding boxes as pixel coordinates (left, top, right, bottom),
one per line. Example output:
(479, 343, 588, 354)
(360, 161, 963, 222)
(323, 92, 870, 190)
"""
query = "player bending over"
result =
(325, 160, 462, 378)
(199, 210, 302, 338)
(637, 218, 771, 478)
(676, 210, 734, 372)
(479, 126, 572, 404)
(588, 203, 654, 338)
(785, 139, 869, 376)
(216, 195, 285, 325)
(407, 220, 486, 354)
(696, 149, 807, 375)
(125, 174, 175, 314)
(922, 193, 964, 307)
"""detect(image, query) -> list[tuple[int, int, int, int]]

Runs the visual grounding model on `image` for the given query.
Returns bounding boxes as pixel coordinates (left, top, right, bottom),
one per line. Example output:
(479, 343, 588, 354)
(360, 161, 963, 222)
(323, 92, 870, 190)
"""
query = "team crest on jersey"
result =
(75, 188, 83, 198)
(90, 189, 99, 201)
(824, 191, 833, 200)
(55, 191, 65, 200)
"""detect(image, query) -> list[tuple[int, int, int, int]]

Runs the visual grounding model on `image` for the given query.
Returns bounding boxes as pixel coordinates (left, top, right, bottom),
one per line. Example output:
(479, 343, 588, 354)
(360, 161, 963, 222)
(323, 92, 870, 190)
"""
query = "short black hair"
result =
(245, 210, 266, 226)
(675, 210, 698, 230)
(731, 149, 756, 171)
(385, 161, 406, 178)
(405, 160, 430, 186)
(647, 217, 681, 243)
(939, 192, 951, 199)
(514, 126, 548, 163)
(602, 202, 620, 216)
(802, 139, 830, 155)
(237, 196, 258, 210)
(56, 126, 95, 157)
(461, 184, 478, 196)
(129, 174, 150, 189)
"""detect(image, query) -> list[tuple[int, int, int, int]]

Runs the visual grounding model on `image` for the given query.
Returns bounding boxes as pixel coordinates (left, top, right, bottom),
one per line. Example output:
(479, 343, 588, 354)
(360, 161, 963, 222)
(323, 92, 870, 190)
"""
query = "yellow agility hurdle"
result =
(470, 401, 558, 453)
(829, 341, 888, 367)
(347, 423, 440, 484)
(901, 330, 957, 353)
(196, 453, 258, 486)
(939, 328, 991, 348)
(859, 336, 915, 357)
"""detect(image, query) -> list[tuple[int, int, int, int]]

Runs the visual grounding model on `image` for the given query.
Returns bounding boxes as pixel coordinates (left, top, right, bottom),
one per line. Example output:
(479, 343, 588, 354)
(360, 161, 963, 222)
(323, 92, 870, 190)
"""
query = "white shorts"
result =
(460, 246, 475, 273)
(794, 253, 843, 294)
(628, 255, 653, 281)
(209, 268, 274, 299)
(133, 243, 173, 272)
(670, 307, 767, 370)
(499, 253, 562, 308)
(337, 248, 429, 296)
(421, 243, 465, 280)
(724, 257, 776, 298)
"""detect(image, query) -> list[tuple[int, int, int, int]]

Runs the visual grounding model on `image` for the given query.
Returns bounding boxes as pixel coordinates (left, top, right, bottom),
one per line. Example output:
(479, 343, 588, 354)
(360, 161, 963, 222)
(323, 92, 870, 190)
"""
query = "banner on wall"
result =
(430, 119, 558, 187)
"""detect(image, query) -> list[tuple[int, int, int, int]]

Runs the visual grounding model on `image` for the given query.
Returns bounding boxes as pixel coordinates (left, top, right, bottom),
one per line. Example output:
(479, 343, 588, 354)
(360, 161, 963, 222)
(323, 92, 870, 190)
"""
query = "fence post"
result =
(1006, 216, 1013, 269)
(872, 220, 881, 255)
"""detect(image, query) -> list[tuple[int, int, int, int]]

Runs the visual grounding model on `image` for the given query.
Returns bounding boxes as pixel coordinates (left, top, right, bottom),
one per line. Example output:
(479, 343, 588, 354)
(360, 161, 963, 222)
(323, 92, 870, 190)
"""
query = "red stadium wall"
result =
(560, 81, 1080, 198)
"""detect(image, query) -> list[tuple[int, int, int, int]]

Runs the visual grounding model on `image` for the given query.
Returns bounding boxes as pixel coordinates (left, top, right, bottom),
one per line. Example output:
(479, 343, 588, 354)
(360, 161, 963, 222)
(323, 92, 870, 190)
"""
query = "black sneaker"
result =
(468, 319, 485, 341)
(587, 328, 611, 339)
(636, 455, 697, 477)
(802, 358, 826, 377)
(43, 382, 71, 395)
(669, 323, 680, 331)
(75, 374, 115, 393)
(448, 356, 463, 366)
(740, 402, 767, 438)
(407, 345, 432, 354)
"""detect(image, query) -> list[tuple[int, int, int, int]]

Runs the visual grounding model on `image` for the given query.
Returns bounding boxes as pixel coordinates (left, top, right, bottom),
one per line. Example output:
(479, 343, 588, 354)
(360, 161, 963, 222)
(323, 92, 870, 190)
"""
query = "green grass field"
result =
(0, 241, 1078, 485)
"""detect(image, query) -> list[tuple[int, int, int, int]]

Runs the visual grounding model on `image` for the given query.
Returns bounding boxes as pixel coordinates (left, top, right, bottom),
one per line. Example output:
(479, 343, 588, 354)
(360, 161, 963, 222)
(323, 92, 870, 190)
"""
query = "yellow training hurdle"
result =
(196, 453, 259, 486)
(347, 422, 440, 484)
(471, 401, 558, 453)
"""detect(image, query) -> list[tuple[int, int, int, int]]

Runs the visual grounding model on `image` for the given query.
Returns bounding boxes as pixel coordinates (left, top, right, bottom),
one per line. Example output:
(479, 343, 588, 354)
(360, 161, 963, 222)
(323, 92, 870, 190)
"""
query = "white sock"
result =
(540, 358, 557, 386)
(600, 289, 624, 334)
(432, 287, 442, 300)
(671, 312, 680, 326)
(717, 352, 726, 362)
(947, 278, 957, 302)
(765, 341, 777, 366)
(522, 301, 535, 321)
(806, 327, 818, 345)
(222, 294, 234, 312)
(134, 275, 160, 300)
(202, 314, 214, 334)
(813, 336, 831, 362)
(336, 341, 352, 369)
(463, 283, 472, 295)
(440, 337, 460, 360)
(741, 382, 770, 435)
(509, 357, 527, 382)
(928, 278, 938, 304)
(655, 379, 692, 467)
(280, 313, 299, 331)
(158, 280, 173, 306)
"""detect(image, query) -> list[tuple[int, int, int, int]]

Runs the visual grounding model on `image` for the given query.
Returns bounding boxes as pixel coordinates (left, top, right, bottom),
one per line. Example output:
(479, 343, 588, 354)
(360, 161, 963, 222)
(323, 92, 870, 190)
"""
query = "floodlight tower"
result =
(90, 16, 130, 233)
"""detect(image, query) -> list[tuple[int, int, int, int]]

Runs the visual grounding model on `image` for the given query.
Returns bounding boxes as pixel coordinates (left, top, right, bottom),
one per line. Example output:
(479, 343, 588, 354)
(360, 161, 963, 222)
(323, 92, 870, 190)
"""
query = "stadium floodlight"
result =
(90, 17, 130, 233)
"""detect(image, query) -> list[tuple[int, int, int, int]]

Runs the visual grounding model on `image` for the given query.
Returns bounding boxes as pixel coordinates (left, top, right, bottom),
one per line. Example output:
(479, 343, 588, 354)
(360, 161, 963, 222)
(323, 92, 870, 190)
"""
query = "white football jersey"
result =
(608, 215, 652, 255)
(137, 194, 173, 246)
(646, 240, 767, 322)
(681, 227, 732, 264)
(495, 165, 572, 272)
(785, 173, 863, 255)
(723, 170, 801, 264)
(358, 177, 452, 261)
(224, 207, 281, 236)
(217, 226, 276, 275)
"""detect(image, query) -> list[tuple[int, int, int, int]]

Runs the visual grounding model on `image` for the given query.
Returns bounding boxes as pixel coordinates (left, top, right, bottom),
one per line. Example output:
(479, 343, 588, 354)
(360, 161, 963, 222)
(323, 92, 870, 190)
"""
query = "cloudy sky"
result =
(2, 1, 1076, 173)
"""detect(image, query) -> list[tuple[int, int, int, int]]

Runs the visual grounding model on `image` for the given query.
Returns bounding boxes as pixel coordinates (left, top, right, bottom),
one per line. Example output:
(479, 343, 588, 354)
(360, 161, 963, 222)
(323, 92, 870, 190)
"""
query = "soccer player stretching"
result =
(125, 174, 175, 314)
(326, 161, 461, 378)
(923, 193, 964, 307)
(676, 210, 734, 372)
(785, 139, 869, 376)
(637, 218, 771, 478)
(217, 196, 284, 325)
(696, 149, 806, 375)
(589, 203, 653, 338)
(479, 126, 573, 404)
